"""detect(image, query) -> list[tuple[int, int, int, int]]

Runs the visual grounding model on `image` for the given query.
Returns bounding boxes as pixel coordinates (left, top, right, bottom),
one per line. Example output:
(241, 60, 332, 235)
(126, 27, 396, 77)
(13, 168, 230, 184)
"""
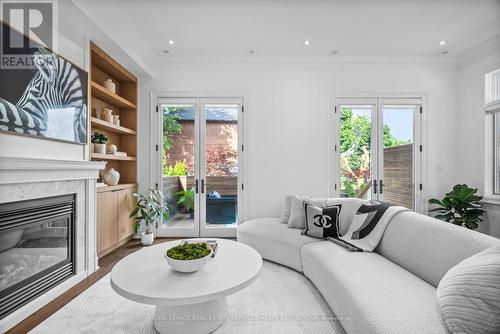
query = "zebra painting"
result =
(0, 34, 88, 143)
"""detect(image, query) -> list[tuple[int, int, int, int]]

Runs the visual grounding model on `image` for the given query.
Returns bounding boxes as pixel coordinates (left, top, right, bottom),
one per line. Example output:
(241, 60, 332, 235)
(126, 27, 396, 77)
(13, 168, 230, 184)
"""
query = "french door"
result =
(154, 97, 243, 237)
(334, 98, 422, 212)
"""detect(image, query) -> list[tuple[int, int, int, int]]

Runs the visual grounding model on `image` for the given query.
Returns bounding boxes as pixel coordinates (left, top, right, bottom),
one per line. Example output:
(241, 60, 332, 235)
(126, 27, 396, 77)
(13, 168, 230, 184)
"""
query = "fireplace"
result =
(0, 194, 76, 319)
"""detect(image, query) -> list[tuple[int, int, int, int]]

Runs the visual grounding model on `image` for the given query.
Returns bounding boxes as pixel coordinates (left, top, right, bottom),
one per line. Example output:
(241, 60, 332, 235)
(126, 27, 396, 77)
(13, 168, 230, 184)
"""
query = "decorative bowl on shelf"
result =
(164, 242, 213, 273)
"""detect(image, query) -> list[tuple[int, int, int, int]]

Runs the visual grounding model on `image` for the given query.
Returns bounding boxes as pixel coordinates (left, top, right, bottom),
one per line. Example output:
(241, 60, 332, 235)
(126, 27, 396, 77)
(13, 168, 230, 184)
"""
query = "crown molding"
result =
(458, 33, 500, 68)
(150, 56, 459, 72)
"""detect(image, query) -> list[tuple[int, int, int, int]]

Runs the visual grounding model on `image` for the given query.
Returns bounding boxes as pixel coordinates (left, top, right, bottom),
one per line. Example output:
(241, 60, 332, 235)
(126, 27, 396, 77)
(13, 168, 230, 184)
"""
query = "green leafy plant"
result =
(129, 188, 169, 234)
(91, 131, 108, 144)
(176, 188, 195, 212)
(162, 107, 183, 151)
(163, 159, 188, 176)
(428, 184, 485, 230)
(166, 242, 210, 260)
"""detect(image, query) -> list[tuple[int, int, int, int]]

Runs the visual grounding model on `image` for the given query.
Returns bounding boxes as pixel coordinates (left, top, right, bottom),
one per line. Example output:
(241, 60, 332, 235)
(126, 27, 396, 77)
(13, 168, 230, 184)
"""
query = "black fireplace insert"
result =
(0, 194, 76, 319)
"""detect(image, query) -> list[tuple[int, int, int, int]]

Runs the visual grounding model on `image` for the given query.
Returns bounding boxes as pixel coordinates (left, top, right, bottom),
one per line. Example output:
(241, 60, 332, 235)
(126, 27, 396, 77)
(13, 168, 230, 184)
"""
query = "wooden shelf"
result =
(91, 81, 136, 109)
(91, 117, 136, 135)
(97, 183, 137, 193)
(91, 153, 136, 161)
(90, 42, 136, 83)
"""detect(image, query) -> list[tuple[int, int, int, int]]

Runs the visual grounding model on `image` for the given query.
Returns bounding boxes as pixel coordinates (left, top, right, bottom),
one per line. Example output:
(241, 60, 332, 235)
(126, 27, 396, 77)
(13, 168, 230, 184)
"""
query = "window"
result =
(487, 69, 500, 194)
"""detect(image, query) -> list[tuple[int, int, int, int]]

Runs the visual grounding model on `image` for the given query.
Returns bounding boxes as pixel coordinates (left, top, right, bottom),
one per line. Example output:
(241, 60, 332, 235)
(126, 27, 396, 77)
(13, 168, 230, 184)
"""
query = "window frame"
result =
(484, 69, 500, 201)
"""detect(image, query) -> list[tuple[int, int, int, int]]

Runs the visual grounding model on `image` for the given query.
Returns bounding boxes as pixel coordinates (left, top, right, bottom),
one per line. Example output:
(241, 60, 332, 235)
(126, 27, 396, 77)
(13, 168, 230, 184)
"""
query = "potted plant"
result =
(129, 188, 169, 245)
(176, 188, 195, 218)
(91, 131, 108, 154)
(429, 184, 485, 230)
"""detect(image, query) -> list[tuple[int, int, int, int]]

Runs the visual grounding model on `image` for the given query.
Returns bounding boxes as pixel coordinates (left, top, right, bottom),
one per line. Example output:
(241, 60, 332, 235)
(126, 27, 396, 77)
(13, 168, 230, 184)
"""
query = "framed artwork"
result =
(0, 21, 88, 144)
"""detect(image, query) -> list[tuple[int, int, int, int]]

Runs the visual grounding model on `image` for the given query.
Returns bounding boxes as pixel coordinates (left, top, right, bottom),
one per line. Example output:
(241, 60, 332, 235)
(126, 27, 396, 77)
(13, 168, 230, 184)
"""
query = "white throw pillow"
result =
(436, 245, 500, 334)
(287, 195, 308, 229)
(279, 195, 293, 224)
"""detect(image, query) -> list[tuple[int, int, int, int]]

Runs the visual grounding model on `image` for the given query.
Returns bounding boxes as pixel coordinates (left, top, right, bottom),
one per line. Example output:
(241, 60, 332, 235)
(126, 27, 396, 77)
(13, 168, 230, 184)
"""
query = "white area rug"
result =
(31, 261, 346, 334)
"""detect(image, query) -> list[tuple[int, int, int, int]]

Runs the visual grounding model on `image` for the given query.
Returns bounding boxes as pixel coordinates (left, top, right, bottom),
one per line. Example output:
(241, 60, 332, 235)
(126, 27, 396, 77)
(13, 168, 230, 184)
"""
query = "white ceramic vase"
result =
(103, 168, 120, 186)
(93, 143, 106, 154)
(104, 79, 116, 94)
(141, 232, 154, 246)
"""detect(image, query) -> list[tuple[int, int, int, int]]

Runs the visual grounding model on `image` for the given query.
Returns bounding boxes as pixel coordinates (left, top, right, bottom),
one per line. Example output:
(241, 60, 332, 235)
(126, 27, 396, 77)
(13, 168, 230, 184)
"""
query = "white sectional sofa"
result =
(237, 206, 500, 334)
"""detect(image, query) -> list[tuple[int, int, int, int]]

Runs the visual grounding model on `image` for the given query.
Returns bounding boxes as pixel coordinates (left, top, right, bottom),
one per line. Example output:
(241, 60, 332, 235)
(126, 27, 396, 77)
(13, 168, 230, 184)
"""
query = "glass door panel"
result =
(339, 105, 375, 199)
(337, 98, 422, 212)
(158, 101, 199, 237)
(202, 104, 239, 226)
(156, 97, 242, 238)
(379, 105, 416, 209)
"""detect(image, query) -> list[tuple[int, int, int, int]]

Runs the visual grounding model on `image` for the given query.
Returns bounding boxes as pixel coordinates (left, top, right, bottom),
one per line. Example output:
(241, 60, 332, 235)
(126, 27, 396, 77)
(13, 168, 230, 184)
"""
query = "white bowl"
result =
(164, 245, 213, 273)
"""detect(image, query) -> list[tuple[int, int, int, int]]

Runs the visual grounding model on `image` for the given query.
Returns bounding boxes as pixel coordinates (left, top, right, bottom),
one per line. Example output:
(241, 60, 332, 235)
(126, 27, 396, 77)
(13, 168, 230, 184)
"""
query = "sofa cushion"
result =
(278, 195, 293, 224)
(237, 218, 319, 271)
(437, 245, 500, 334)
(301, 241, 448, 334)
(376, 211, 500, 287)
(303, 203, 341, 239)
(288, 197, 365, 232)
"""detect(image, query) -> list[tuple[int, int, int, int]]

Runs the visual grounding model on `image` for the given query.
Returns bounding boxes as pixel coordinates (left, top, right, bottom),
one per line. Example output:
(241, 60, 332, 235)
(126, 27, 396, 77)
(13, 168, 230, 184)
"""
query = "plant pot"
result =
(141, 232, 154, 246)
(93, 143, 106, 154)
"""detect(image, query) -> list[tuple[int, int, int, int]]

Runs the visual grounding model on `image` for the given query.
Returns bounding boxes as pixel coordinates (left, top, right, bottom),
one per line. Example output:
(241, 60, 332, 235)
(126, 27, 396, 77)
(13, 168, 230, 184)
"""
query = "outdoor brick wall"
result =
(165, 121, 238, 170)
(383, 144, 413, 209)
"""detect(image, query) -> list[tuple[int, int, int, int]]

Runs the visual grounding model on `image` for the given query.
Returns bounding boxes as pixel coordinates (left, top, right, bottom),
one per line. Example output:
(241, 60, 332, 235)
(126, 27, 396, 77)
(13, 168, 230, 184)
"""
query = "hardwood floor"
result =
(6, 237, 177, 334)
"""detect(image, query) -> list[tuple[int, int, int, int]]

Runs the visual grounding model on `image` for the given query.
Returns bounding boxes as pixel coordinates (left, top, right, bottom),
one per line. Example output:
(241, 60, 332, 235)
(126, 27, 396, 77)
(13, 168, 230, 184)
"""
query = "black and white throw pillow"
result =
(302, 203, 341, 239)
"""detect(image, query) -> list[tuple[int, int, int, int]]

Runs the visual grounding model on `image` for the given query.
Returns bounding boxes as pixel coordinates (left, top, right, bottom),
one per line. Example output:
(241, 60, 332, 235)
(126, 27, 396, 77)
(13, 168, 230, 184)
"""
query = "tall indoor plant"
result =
(129, 187, 169, 245)
(428, 184, 485, 230)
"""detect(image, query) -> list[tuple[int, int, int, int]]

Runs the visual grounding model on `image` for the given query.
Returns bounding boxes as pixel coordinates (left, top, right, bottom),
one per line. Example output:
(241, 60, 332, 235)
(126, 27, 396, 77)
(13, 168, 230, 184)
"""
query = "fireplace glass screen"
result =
(0, 194, 75, 319)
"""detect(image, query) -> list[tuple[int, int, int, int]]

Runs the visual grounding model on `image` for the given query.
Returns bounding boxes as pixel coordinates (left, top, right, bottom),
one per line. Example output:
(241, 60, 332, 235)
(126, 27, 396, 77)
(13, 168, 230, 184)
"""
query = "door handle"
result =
(373, 180, 378, 194)
(379, 180, 385, 194)
(195, 179, 199, 193)
(201, 179, 205, 194)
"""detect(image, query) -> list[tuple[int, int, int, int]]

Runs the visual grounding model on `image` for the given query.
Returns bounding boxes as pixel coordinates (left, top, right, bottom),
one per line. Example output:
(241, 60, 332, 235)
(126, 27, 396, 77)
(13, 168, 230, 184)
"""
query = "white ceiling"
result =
(74, 0, 500, 67)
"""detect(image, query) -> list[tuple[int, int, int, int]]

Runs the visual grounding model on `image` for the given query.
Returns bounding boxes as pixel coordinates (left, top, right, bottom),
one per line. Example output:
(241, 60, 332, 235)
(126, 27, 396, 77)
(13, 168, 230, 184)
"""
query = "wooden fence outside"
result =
(383, 144, 413, 209)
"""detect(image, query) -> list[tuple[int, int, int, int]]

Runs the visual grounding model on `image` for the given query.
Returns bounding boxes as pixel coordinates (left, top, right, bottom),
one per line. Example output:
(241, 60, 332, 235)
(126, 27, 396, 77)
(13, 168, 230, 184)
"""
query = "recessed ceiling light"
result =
(304, 40, 310, 46)
(439, 40, 446, 46)
(168, 40, 175, 45)
(162, 49, 170, 54)
(331, 50, 338, 55)
(248, 49, 256, 55)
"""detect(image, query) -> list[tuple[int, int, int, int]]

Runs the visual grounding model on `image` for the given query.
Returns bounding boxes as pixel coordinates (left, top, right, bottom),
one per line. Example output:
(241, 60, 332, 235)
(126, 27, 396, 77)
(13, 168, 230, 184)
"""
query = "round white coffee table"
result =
(110, 238, 262, 334)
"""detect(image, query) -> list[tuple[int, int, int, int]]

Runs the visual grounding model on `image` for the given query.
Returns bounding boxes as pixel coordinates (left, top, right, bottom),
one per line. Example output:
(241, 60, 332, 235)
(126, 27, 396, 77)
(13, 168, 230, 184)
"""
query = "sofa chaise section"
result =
(236, 217, 318, 271)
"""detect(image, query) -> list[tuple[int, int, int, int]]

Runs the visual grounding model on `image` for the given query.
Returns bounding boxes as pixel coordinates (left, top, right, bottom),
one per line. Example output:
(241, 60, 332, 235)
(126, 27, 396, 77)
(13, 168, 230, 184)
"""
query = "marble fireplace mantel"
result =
(0, 156, 106, 332)
(0, 156, 106, 184)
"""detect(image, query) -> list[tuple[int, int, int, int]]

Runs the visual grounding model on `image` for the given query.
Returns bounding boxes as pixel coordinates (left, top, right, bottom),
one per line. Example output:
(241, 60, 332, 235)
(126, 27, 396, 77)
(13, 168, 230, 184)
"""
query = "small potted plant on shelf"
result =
(176, 188, 195, 218)
(129, 187, 169, 245)
(91, 131, 108, 154)
(428, 184, 485, 230)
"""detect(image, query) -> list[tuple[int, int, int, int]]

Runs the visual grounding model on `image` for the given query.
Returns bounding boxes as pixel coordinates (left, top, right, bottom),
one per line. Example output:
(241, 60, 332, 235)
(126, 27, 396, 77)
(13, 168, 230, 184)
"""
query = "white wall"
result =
(456, 35, 500, 237)
(138, 60, 458, 220)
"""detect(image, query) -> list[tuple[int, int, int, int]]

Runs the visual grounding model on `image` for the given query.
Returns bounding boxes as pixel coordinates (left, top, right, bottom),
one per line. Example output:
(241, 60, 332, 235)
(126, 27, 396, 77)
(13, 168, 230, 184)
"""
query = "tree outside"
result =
(340, 108, 410, 198)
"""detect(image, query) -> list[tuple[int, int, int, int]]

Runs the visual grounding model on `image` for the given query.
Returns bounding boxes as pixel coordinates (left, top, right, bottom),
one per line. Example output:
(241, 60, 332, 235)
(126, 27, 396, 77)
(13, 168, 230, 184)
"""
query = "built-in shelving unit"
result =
(89, 41, 138, 258)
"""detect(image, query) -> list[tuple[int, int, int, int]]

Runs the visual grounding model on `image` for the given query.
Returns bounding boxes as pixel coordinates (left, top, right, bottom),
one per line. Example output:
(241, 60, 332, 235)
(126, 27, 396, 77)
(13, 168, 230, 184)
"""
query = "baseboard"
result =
(1, 271, 88, 333)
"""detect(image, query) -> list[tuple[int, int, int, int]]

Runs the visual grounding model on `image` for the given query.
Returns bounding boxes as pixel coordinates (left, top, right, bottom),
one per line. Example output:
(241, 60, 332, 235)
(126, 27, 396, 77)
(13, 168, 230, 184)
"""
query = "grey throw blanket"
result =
(329, 201, 409, 252)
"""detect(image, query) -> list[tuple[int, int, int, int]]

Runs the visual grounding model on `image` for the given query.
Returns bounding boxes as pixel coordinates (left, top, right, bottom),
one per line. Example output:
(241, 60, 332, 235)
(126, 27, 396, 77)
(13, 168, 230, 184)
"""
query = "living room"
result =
(0, 0, 499, 333)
